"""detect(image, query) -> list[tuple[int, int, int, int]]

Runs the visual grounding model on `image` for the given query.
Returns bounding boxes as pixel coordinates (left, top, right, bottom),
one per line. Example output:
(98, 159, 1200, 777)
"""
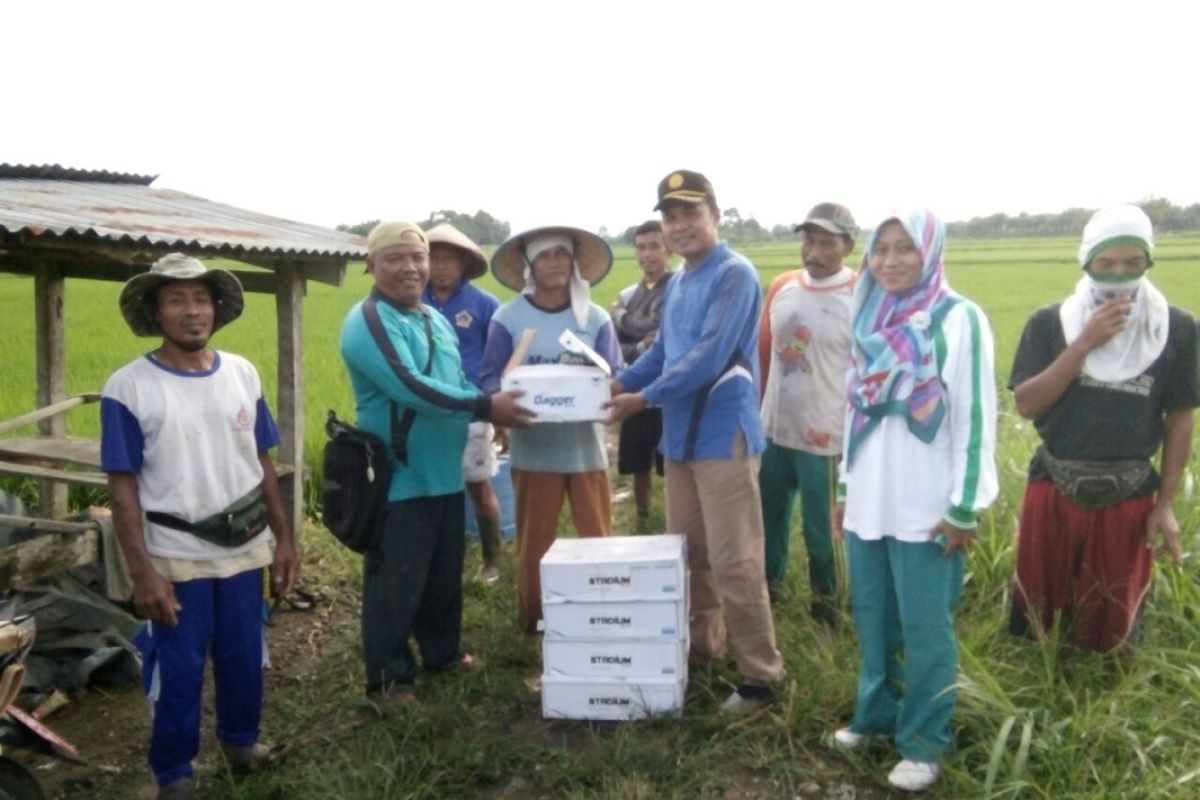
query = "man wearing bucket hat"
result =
(340, 221, 532, 713)
(479, 225, 623, 634)
(422, 222, 505, 583)
(607, 170, 786, 714)
(1008, 204, 1199, 652)
(758, 203, 858, 619)
(101, 253, 299, 798)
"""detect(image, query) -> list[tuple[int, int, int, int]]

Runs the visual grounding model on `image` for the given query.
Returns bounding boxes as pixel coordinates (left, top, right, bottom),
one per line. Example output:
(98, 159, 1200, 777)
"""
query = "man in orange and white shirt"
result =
(758, 203, 857, 621)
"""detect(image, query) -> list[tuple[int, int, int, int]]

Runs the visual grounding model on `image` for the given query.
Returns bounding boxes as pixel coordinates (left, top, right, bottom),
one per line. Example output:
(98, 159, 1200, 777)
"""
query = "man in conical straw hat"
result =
(479, 225, 623, 634)
(422, 222, 505, 583)
(103, 253, 299, 798)
(1009, 204, 1199, 652)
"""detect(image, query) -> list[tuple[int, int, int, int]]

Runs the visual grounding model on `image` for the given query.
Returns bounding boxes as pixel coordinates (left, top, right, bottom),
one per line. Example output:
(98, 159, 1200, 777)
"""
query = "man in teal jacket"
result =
(340, 220, 531, 713)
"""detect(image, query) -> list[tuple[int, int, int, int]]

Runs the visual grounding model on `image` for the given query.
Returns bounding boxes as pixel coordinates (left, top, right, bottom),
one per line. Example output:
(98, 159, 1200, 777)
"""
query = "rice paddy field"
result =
(3, 234, 1200, 798)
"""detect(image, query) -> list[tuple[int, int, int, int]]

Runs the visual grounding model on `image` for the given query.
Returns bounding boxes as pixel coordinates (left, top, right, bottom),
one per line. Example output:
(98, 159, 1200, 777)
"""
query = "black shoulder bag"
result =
(320, 301, 435, 553)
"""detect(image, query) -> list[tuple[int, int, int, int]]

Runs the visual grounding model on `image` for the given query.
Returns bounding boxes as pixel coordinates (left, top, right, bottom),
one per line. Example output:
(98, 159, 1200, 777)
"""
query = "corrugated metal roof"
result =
(0, 166, 366, 259)
(0, 163, 156, 185)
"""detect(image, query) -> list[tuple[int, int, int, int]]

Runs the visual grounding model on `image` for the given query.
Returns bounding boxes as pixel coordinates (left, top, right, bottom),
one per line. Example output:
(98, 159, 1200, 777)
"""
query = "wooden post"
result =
(33, 266, 68, 519)
(275, 264, 306, 542)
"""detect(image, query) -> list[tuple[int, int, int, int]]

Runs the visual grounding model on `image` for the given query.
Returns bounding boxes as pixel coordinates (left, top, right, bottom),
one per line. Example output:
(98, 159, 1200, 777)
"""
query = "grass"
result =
(4, 235, 1200, 797)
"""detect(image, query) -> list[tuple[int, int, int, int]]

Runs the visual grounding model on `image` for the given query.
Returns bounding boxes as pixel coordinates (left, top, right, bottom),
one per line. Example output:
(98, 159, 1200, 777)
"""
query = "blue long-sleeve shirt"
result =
(340, 290, 488, 501)
(619, 242, 766, 461)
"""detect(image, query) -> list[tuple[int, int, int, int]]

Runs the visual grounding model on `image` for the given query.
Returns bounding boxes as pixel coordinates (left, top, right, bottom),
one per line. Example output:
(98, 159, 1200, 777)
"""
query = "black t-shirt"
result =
(1008, 302, 1200, 479)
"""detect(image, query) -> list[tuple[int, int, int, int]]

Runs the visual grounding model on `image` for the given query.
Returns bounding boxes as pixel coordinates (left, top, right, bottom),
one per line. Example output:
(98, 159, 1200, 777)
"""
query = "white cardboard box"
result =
(542, 637, 688, 679)
(541, 598, 686, 640)
(540, 534, 687, 603)
(501, 364, 611, 423)
(541, 674, 686, 720)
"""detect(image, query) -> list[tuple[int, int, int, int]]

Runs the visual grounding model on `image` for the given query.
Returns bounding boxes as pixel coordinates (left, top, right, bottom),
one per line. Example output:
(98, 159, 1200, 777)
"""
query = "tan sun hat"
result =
(119, 253, 244, 337)
(490, 226, 613, 292)
(425, 222, 488, 280)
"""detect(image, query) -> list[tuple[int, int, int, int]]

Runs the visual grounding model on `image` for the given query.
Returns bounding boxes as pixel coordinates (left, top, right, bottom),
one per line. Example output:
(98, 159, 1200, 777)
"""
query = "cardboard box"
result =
(541, 534, 687, 603)
(543, 637, 687, 679)
(541, 598, 686, 640)
(501, 364, 611, 423)
(541, 674, 686, 720)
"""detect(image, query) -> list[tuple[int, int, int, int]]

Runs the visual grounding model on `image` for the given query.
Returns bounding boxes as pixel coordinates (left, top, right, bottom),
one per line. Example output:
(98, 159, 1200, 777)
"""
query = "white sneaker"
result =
(718, 689, 770, 716)
(887, 759, 941, 792)
(833, 727, 866, 748)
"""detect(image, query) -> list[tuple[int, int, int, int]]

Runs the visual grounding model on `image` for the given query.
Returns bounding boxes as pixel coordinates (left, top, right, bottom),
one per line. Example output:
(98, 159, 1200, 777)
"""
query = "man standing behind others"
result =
(758, 203, 857, 620)
(422, 222, 505, 583)
(611, 220, 674, 523)
(101, 254, 299, 799)
(607, 170, 786, 714)
(340, 221, 531, 712)
(1008, 204, 1199, 652)
(479, 226, 622, 634)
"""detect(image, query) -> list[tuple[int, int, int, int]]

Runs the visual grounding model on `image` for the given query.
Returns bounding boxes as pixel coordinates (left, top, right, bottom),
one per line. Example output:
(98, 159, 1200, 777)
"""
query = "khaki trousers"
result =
(511, 469, 611, 633)
(666, 450, 785, 687)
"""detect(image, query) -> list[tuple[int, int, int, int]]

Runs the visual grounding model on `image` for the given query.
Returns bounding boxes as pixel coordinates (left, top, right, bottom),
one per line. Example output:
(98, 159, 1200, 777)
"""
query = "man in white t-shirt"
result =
(758, 203, 857, 621)
(101, 254, 299, 800)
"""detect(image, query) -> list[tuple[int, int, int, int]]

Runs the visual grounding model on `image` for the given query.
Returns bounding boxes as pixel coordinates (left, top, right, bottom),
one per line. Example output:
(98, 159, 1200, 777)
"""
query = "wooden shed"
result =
(0, 164, 365, 582)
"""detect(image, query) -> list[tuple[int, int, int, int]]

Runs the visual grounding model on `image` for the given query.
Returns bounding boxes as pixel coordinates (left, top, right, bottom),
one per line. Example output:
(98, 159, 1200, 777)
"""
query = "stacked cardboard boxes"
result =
(539, 534, 689, 720)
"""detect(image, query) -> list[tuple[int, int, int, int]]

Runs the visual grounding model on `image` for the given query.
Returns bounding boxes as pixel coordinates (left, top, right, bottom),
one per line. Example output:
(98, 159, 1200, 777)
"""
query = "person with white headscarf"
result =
(479, 226, 623, 634)
(1008, 204, 1200, 653)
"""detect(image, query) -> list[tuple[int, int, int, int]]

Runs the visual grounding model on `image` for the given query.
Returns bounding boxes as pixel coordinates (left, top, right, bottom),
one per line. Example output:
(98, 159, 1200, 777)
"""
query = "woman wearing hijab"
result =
(1008, 205, 1199, 652)
(832, 210, 998, 792)
(479, 226, 622, 634)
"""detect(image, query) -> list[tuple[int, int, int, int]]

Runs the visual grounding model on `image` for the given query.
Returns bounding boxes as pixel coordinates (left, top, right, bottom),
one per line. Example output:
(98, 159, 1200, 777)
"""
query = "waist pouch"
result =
(1037, 447, 1153, 510)
(147, 488, 270, 548)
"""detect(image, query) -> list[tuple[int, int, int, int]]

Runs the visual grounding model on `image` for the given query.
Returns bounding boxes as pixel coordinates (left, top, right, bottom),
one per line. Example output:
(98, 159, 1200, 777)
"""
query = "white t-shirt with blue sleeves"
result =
(101, 351, 280, 564)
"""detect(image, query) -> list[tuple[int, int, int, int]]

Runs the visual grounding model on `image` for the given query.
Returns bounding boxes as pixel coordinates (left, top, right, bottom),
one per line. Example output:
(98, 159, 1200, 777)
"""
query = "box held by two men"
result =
(500, 329, 613, 423)
(540, 534, 687, 603)
(541, 673, 686, 721)
(502, 364, 610, 423)
(542, 637, 688, 679)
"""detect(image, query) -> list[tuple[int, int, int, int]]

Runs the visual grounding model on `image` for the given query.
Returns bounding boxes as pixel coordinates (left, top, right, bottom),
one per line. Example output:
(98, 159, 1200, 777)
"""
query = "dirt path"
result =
(9, 593, 349, 800)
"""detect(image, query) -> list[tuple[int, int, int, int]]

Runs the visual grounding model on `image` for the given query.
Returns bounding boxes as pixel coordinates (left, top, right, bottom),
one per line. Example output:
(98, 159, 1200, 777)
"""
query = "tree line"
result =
(339, 198, 1200, 248)
(337, 209, 510, 245)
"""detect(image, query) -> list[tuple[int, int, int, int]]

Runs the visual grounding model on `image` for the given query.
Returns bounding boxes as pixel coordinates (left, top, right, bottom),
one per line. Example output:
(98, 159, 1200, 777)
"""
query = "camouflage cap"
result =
(794, 202, 858, 237)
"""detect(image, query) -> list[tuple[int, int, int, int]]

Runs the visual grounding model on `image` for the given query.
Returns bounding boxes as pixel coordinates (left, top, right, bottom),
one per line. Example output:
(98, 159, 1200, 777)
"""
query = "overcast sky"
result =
(6, 0, 1197, 236)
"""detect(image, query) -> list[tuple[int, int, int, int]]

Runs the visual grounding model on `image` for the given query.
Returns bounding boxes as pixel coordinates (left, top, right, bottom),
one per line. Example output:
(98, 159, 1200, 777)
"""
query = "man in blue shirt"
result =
(607, 171, 785, 715)
(423, 222, 505, 583)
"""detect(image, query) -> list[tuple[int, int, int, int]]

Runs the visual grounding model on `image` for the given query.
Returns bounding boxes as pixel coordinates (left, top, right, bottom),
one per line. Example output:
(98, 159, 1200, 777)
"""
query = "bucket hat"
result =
(119, 253, 244, 337)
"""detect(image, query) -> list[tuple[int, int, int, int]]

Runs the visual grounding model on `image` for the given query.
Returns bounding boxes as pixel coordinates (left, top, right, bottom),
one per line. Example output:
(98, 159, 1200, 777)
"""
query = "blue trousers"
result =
(361, 493, 466, 692)
(136, 568, 264, 787)
(846, 534, 963, 762)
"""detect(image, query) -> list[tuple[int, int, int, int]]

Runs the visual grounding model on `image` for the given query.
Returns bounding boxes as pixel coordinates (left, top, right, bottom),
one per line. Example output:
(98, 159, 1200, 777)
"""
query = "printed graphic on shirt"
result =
(455, 310, 474, 329)
(234, 405, 253, 431)
(1079, 374, 1155, 397)
(776, 325, 813, 376)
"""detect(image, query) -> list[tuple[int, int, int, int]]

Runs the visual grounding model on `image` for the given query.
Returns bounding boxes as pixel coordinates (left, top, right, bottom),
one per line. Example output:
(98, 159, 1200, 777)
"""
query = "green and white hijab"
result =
(1061, 204, 1168, 383)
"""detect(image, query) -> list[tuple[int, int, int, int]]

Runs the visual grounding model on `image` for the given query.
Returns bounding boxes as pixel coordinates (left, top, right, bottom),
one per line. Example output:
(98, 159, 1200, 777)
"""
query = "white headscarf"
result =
(523, 234, 592, 329)
(1060, 205, 1168, 382)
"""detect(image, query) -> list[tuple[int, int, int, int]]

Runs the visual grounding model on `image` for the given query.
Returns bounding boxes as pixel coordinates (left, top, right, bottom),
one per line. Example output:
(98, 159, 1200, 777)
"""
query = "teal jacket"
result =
(340, 290, 490, 501)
